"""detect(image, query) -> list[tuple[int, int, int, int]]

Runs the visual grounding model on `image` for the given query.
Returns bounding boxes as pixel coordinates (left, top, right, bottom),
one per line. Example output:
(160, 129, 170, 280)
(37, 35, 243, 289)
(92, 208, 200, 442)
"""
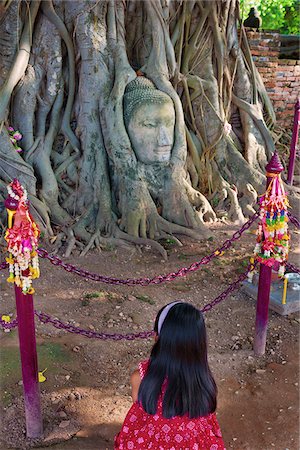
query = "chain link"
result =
(3, 260, 300, 339)
(286, 262, 300, 275)
(0, 261, 7, 270)
(1, 212, 298, 281)
(201, 263, 256, 312)
(29, 264, 255, 340)
(1, 212, 298, 334)
(0, 317, 18, 330)
(34, 311, 155, 340)
(288, 212, 300, 229)
(34, 213, 259, 286)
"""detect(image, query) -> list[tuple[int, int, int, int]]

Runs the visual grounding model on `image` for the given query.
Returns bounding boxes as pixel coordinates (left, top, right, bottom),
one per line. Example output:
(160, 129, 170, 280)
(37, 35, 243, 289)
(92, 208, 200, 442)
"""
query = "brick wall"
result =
(245, 30, 299, 131)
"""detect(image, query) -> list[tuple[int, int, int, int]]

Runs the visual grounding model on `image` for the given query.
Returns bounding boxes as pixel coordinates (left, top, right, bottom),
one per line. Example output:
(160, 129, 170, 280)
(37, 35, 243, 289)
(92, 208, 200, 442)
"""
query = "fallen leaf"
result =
(38, 368, 47, 382)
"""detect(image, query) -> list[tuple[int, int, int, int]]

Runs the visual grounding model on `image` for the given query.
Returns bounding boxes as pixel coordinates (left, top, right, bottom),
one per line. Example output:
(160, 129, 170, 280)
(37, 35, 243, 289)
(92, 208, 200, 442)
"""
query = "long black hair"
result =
(138, 302, 217, 419)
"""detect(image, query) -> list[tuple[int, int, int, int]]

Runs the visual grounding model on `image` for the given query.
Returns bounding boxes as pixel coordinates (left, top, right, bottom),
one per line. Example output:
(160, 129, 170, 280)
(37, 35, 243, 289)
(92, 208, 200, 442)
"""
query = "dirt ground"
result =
(0, 222, 299, 450)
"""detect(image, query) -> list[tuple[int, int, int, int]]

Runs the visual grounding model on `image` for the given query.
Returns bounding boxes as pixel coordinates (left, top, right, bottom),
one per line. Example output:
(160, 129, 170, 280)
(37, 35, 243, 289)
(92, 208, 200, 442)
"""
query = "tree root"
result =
(64, 228, 76, 258)
(1, 0, 290, 263)
(80, 229, 138, 258)
(115, 228, 168, 260)
(0, 1, 40, 121)
(183, 179, 216, 223)
(68, 215, 207, 260)
(41, 0, 79, 151)
(159, 232, 183, 247)
(50, 232, 65, 254)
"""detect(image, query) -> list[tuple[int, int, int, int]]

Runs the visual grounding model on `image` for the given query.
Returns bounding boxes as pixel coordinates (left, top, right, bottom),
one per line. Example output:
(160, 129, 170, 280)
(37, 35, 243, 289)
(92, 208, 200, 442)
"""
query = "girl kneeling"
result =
(115, 301, 225, 449)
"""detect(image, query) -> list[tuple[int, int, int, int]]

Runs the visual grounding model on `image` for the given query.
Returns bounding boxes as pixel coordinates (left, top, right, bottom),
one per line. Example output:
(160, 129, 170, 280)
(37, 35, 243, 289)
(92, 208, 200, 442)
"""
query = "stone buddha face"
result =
(124, 77, 175, 164)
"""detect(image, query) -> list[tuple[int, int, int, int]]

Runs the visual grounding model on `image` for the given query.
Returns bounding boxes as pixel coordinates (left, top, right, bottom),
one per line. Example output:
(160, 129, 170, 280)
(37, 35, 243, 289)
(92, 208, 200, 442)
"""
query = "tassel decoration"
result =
(4, 179, 40, 294)
(254, 172, 289, 276)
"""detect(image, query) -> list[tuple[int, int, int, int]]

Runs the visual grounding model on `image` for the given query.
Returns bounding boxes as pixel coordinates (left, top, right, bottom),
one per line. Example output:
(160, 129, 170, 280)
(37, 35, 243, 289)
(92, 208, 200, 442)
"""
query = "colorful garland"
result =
(254, 172, 289, 277)
(5, 179, 40, 294)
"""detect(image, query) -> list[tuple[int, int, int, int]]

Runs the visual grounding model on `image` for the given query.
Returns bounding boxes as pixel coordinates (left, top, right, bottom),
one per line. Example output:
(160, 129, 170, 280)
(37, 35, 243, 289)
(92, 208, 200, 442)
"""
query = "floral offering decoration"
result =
(7, 126, 23, 152)
(5, 179, 40, 294)
(254, 170, 289, 277)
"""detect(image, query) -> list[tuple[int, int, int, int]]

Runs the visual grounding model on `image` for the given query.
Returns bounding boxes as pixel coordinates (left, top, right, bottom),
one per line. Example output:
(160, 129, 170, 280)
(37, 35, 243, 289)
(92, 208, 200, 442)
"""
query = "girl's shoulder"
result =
(130, 360, 149, 403)
(137, 359, 149, 380)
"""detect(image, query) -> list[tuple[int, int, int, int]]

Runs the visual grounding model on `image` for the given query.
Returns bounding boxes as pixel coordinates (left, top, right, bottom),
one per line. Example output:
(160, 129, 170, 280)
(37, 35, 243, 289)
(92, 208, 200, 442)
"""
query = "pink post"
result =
(287, 98, 300, 185)
(15, 286, 43, 438)
(253, 152, 284, 356)
(5, 180, 43, 439)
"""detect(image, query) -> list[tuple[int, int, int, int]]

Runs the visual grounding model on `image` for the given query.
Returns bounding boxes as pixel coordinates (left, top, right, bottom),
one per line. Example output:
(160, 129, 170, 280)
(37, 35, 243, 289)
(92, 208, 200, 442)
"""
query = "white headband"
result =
(157, 301, 182, 335)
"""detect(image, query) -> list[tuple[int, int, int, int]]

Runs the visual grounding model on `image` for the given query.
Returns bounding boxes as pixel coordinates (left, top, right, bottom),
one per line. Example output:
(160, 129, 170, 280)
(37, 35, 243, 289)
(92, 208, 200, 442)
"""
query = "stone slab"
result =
(242, 280, 300, 316)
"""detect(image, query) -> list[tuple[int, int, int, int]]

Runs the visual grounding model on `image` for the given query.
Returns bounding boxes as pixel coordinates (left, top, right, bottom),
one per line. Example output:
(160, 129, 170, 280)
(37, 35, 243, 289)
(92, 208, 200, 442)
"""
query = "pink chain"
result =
(1, 212, 299, 338)
(286, 262, 300, 275)
(0, 263, 255, 337)
(0, 317, 18, 330)
(34, 311, 154, 340)
(288, 212, 300, 229)
(34, 213, 259, 286)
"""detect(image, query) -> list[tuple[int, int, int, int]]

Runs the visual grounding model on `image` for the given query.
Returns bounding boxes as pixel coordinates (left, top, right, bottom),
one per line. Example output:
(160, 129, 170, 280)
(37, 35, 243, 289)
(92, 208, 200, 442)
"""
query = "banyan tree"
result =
(0, 0, 298, 256)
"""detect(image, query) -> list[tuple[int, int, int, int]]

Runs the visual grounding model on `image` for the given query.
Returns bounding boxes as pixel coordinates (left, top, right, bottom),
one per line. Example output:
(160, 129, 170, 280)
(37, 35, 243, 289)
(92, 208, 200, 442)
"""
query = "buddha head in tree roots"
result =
(124, 77, 175, 164)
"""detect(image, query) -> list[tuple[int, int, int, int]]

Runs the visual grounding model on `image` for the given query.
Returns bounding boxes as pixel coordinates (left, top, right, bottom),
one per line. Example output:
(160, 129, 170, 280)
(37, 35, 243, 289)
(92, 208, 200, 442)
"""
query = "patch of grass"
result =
(0, 347, 21, 385)
(102, 244, 116, 251)
(0, 328, 17, 340)
(107, 292, 120, 301)
(38, 342, 70, 364)
(158, 238, 177, 250)
(214, 259, 226, 266)
(135, 295, 155, 305)
(84, 292, 101, 299)
(83, 291, 109, 300)
(241, 259, 250, 267)
(0, 342, 70, 402)
(212, 196, 219, 207)
(237, 259, 251, 272)
(166, 238, 176, 244)
(177, 254, 189, 261)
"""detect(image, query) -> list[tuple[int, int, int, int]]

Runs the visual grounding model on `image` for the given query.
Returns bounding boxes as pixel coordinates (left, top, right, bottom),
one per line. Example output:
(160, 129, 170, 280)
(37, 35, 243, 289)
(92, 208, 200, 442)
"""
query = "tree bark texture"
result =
(0, 0, 297, 255)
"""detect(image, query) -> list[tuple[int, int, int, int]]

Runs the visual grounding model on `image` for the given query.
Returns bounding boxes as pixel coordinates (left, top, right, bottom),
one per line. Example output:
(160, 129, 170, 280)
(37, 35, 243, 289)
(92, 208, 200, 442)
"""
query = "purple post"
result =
(253, 152, 284, 356)
(287, 98, 300, 185)
(15, 286, 43, 438)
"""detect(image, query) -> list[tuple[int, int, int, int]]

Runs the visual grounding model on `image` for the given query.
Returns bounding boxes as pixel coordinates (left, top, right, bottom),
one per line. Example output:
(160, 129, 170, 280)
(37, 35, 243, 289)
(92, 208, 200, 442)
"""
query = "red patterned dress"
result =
(114, 360, 225, 450)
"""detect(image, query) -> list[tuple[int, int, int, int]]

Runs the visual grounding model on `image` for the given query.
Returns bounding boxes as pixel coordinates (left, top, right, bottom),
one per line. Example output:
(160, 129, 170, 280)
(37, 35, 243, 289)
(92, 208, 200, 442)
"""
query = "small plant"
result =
(202, 268, 212, 275)
(237, 259, 250, 272)
(166, 238, 176, 245)
(84, 292, 101, 299)
(107, 292, 120, 301)
(241, 259, 250, 267)
(135, 294, 155, 305)
(214, 259, 223, 266)
(158, 238, 177, 250)
(212, 196, 219, 207)
(178, 254, 188, 261)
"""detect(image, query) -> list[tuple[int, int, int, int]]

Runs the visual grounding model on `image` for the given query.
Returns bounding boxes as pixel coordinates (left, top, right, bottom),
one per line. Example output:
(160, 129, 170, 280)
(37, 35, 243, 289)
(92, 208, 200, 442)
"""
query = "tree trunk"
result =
(0, 0, 298, 255)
